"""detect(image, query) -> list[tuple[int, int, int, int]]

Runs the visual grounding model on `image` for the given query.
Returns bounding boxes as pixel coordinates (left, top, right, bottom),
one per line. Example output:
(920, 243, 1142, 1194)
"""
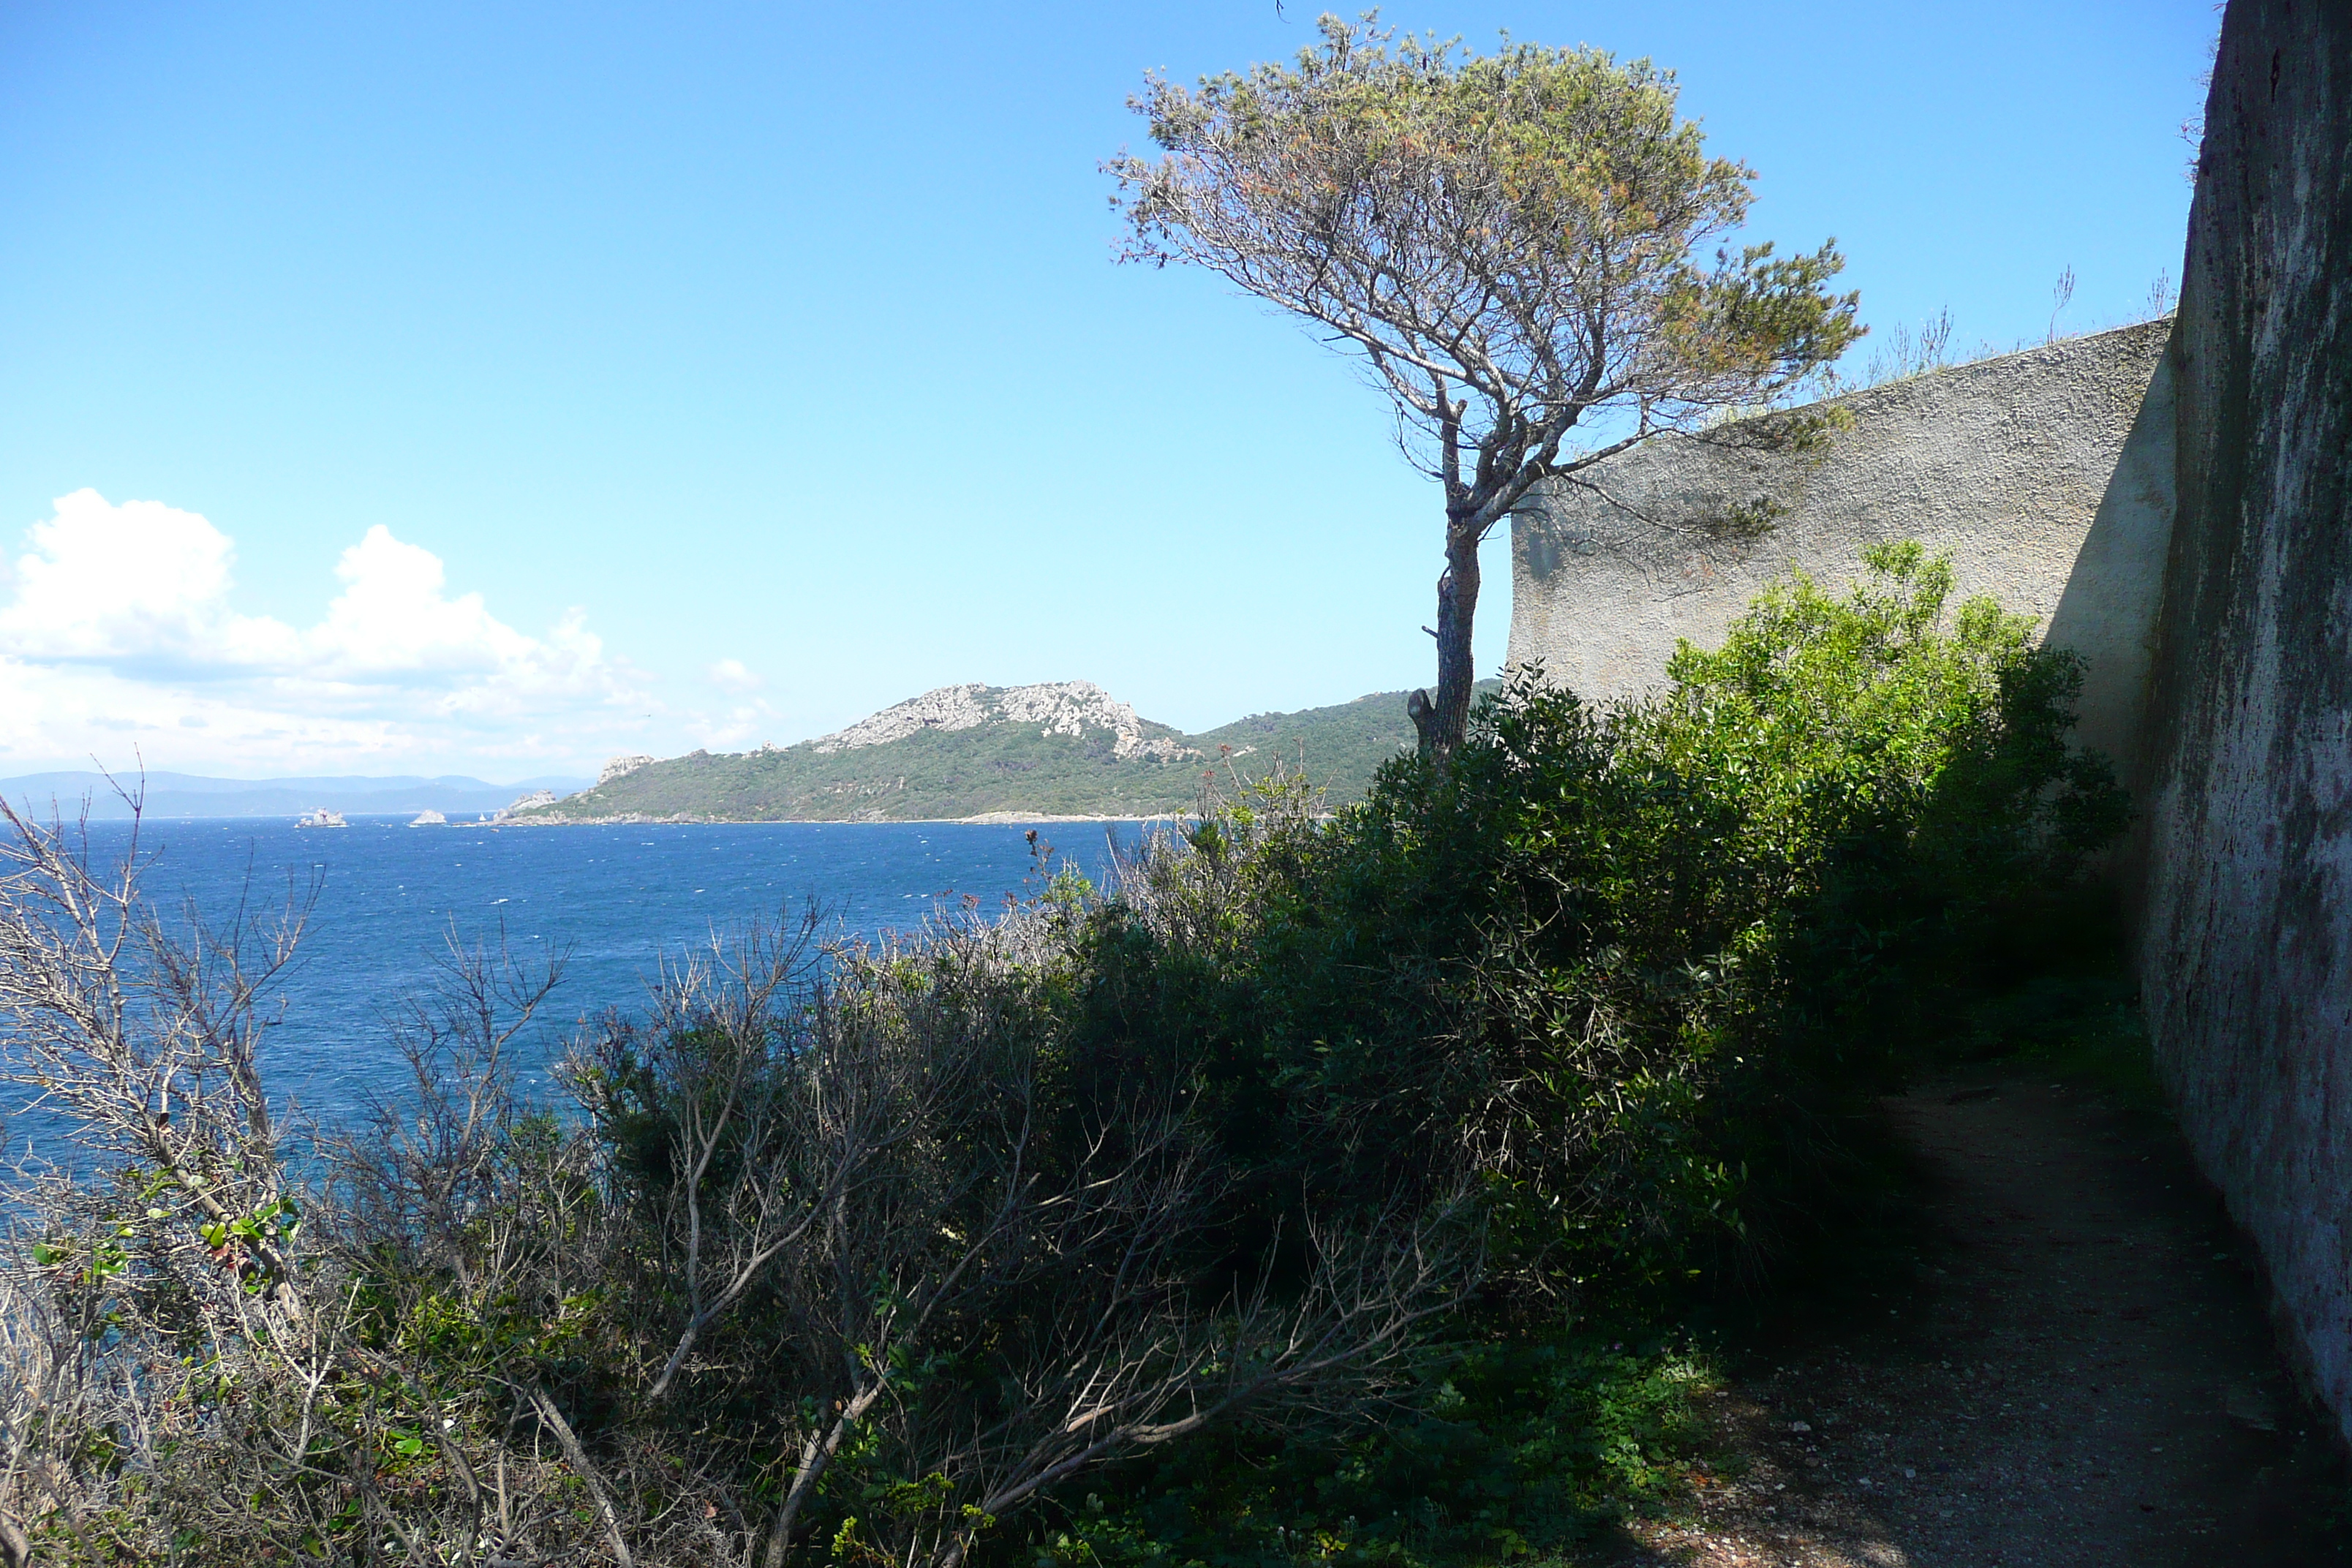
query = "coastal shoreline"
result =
(500, 811, 1186, 829)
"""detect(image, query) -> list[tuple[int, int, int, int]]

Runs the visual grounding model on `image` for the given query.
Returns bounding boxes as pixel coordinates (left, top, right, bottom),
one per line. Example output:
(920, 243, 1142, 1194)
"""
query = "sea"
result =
(8, 816, 1152, 1149)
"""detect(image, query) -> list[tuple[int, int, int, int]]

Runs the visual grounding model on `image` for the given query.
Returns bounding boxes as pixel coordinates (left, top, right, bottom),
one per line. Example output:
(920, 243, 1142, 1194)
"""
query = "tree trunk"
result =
(1411, 526, 1482, 760)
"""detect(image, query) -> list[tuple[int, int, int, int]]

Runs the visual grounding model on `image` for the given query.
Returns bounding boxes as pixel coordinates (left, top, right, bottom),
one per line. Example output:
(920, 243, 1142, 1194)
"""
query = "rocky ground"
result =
(1597, 1072, 2348, 1567)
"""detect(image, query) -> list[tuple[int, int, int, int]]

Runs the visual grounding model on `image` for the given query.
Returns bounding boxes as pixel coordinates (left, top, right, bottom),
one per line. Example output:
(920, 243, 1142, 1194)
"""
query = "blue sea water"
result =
(23, 817, 1145, 1139)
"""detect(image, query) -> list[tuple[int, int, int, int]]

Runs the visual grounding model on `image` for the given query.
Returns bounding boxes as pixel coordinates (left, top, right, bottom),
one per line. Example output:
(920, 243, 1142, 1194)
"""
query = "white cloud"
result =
(707, 657, 761, 692)
(0, 490, 295, 669)
(0, 490, 652, 776)
(694, 699, 776, 753)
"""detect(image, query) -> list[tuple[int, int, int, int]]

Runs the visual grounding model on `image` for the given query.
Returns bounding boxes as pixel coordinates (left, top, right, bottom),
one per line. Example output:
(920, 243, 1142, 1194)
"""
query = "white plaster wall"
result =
(1507, 318, 2176, 780)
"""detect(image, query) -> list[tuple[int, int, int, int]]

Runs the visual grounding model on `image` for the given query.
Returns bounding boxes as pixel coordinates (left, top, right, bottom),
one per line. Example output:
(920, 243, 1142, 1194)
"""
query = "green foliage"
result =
(1115, 17, 1861, 414)
(1036, 1335, 1721, 1568)
(1070, 543, 2125, 1311)
(1651, 540, 2124, 873)
(1013, 543, 2125, 1566)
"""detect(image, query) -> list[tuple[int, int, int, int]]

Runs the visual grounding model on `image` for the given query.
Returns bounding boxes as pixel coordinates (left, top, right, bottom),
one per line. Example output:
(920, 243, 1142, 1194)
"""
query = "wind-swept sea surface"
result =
(8, 817, 1150, 1150)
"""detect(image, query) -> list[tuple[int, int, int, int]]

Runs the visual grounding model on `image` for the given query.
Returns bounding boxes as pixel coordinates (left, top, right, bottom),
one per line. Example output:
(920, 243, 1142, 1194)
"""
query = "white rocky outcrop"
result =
(811, 681, 1196, 762)
(811, 685, 992, 750)
(598, 754, 657, 787)
(1115, 732, 1196, 762)
(493, 789, 559, 822)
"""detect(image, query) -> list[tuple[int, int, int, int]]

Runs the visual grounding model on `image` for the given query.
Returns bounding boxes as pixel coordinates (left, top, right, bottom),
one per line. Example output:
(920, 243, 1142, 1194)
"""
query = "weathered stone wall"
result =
(2133, 0, 2352, 1439)
(1506, 319, 2176, 783)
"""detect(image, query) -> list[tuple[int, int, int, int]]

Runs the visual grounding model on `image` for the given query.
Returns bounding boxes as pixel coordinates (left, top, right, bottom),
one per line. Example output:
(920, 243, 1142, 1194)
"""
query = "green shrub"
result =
(1033, 1332, 1722, 1568)
(1075, 541, 2126, 1311)
(1028, 543, 2126, 1568)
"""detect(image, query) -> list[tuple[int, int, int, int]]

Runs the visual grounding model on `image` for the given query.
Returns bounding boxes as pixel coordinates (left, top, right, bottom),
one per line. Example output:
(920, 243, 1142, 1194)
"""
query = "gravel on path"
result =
(1597, 1073, 2347, 1566)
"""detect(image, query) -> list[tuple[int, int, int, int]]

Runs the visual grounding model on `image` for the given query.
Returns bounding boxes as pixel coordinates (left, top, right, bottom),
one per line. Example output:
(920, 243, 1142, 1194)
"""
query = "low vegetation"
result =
(0, 546, 2124, 1564)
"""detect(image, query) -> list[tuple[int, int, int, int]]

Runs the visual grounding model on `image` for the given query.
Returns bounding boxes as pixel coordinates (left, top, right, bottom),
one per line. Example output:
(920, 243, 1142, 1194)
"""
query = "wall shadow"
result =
(2043, 325, 2179, 796)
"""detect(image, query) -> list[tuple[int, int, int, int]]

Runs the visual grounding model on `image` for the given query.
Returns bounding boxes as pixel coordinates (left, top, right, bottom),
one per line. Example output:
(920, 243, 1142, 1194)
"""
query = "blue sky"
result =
(0, 1, 2215, 779)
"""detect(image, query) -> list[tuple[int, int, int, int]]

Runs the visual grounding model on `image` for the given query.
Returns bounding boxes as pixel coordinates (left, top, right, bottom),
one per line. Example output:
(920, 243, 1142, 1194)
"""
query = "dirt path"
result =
(1606, 1072, 2348, 1566)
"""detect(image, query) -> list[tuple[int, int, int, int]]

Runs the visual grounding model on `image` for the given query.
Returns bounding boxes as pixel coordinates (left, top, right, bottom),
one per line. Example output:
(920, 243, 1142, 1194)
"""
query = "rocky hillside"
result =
(513, 679, 1465, 823)
(807, 682, 1193, 762)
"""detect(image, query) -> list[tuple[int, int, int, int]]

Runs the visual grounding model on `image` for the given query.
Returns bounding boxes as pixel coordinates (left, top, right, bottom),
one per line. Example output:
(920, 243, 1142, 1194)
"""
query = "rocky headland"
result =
(510, 679, 1455, 824)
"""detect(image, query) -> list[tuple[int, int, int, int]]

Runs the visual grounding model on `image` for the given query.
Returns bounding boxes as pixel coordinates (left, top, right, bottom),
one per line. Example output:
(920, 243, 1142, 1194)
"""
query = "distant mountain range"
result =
(0, 770, 591, 822)
(515, 680, 1490, 824)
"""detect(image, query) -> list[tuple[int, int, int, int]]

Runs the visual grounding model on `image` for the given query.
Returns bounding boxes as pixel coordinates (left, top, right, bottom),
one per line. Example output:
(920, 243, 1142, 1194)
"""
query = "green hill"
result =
(1186, 690, 1424, 806)
(513, 679, 1483, 823)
